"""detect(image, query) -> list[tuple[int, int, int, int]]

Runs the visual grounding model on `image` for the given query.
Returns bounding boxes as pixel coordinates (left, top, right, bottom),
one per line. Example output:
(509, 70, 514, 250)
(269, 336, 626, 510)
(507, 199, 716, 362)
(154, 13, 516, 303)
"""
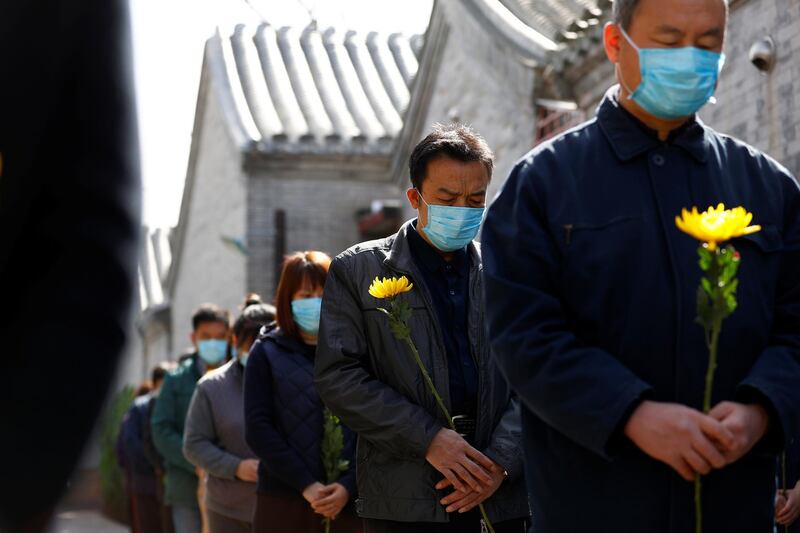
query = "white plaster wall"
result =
(171, 78, 248, 354)
(416, 2, 538, 205)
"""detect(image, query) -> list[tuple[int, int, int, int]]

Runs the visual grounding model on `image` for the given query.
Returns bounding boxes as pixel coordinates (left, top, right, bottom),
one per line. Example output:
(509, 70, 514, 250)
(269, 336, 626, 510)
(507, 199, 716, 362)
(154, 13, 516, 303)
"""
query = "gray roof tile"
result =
(139, 227, 173, 312)
(212, 22, 421, 154)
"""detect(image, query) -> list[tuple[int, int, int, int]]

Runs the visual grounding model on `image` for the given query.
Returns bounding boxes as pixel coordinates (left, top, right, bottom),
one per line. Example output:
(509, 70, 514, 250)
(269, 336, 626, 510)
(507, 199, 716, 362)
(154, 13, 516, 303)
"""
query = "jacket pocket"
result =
(561, 215, 644, 246)
(736, 224, 782, 253)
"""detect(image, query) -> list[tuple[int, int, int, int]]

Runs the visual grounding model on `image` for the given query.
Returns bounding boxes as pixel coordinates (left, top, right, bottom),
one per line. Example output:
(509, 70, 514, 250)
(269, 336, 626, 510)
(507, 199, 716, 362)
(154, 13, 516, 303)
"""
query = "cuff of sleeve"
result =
(220, 454, 241, 481)
(483, 446, 521, 481)
(735, 383, 784, 453)
(339, 471, 357, 496)
(407, 416, 443, 459)
(603, 383, 654, 460)
(287, 470, 318, 494)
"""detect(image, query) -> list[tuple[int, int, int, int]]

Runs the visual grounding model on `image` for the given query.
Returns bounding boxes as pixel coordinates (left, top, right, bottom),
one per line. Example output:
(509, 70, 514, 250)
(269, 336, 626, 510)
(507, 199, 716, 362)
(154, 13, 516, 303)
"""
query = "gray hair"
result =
(612, 0, 728, 30)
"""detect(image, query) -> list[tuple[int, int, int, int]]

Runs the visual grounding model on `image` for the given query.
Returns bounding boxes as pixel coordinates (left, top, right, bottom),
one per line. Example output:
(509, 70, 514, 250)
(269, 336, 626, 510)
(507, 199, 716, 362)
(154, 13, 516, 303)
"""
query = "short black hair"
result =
(191, 303, 231, 331)
(408, 123, 494, 191)
(613, 0, 728, 30)
(151, 361, 176, 385)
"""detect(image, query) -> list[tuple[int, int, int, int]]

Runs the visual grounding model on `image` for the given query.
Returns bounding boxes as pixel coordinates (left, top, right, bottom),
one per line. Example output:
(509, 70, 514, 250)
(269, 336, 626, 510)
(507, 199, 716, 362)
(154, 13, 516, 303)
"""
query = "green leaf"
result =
(701, 277, 713, 297)
(722, 279, 739, 317)
(698, 246, 712, 271)
(696, 285, 712, 328)
(321, 407, 347, 484)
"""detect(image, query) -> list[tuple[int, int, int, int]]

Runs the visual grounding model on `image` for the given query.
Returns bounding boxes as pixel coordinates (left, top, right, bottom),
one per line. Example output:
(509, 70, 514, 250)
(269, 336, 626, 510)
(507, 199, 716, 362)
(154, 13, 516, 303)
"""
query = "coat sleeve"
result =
(737, 170, 800, 450)
(150, 373, 195, 474)
(314, 257, 442, 458)
(142, 397, 162, 471)
(121, 403, 152, 474)
(481, 159, 653, 460)
(182, 384, 241, 480)
(337, 426, 358, 496)
(243, 343, 318, 492)
(483, 395, 524, 481)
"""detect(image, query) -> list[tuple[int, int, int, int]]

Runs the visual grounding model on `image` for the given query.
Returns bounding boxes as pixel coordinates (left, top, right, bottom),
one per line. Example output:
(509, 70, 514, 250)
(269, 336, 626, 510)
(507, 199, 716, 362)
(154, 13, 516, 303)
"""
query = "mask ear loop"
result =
(415, 188, 430, 208)
(615, 24, 639, 101)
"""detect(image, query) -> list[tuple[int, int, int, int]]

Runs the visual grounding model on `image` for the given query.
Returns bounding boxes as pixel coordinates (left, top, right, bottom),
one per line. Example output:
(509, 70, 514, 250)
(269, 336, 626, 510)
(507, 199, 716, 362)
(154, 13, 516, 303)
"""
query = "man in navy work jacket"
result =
(481, 0, 800, 532)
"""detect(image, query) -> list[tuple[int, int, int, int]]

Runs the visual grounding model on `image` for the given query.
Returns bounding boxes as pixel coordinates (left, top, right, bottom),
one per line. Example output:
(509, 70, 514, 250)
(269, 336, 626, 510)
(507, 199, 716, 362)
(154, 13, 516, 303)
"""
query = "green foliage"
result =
(695, 244, 742, 334)
(385, 298, 412, 340)
(321, 407, 349, 533)
(98, 385, 135, 523)
(321, 407, 349, 484)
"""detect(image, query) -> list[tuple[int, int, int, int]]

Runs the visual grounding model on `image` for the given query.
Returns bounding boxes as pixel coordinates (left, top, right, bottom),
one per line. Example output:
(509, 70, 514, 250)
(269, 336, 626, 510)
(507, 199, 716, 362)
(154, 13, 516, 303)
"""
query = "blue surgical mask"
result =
(291, 297, 322, 335)
(197, 339, 227, 366)
(238, 350, 250, 367)
(618, 25, 725, 120)
(417, 191, 485, 252)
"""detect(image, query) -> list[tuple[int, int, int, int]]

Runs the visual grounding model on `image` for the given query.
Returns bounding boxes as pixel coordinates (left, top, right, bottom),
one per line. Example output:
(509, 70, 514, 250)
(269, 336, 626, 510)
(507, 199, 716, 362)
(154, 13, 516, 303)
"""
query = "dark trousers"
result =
(206, 509, 250, 533)
(363, 510, 529, 533)
(252, 492, 361, 533)
(130, 492, 163, 533)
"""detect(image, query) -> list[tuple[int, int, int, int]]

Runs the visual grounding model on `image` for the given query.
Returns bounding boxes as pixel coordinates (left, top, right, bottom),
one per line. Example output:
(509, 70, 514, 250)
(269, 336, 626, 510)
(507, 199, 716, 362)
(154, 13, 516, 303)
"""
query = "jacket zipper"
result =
(386, 264, 453, 419)
(468, 267, 485, 447)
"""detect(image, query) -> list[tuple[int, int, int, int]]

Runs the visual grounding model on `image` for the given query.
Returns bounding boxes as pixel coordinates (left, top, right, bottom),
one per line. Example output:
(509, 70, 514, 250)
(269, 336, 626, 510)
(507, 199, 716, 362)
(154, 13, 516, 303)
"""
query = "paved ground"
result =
(46, 509, 127, 533)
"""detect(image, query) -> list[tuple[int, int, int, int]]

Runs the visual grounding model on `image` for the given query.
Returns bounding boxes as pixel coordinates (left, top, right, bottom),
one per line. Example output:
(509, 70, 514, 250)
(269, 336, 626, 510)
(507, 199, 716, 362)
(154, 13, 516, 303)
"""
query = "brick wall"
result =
(701, 0, 800, 177)
(247, 172, 401, 296)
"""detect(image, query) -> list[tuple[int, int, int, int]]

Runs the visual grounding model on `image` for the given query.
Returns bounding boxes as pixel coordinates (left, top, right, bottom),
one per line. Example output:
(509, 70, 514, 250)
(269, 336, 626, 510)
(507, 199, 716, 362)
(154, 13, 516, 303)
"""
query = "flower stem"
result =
(402, 338, 455, 431)
(401, 336, 496, 533)
(695, 246, 727, 533)
(703, 322, 721, 414)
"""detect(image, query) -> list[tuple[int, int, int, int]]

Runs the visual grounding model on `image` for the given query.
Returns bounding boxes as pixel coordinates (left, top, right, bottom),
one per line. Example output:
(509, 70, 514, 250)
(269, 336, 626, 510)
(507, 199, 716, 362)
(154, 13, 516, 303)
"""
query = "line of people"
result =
(118, 41, 800, 530)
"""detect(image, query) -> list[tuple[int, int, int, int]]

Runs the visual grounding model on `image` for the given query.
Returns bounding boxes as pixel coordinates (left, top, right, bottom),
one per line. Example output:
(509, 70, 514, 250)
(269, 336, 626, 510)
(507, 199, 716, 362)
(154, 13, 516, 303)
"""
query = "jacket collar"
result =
(384, 219, 481, 275)
(596, 85, 711, 163)
(263, 327, 314, 359)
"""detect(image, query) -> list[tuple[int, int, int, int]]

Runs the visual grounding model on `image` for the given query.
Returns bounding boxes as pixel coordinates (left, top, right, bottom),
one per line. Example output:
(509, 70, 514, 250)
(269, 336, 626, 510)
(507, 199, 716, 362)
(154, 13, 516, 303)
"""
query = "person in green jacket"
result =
(152, 303, 231, 533)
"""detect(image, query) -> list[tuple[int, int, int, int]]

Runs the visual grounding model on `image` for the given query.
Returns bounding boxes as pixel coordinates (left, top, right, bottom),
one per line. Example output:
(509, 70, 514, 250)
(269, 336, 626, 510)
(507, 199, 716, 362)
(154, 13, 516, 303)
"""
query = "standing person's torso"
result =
(162, 356, 202, 505)
(514, 89, 793, 532)
(124, 394, 158, 495)
(195, 360, 257, 522)
(257, 332, 326, 493)
(327, 222, 528, 523)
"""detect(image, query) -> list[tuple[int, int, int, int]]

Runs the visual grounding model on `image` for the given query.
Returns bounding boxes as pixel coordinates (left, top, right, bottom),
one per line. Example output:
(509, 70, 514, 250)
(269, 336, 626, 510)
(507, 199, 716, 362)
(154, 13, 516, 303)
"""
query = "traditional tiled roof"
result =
(139, 227, 172, 313)
(497, 0, 607, 44)
(208, 23, 422, 156)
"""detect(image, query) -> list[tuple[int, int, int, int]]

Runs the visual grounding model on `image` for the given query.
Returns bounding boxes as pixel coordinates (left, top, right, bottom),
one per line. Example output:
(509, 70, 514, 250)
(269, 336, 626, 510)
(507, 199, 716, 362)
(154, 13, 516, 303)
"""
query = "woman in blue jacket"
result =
(245, 251, 359, 533)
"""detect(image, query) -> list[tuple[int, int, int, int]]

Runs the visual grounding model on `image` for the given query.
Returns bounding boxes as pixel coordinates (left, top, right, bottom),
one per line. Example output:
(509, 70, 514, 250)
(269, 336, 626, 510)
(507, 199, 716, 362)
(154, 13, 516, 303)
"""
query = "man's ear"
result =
(603, 22, 622, 63)
(190, 331, 198, 348)
(406, 187, 420, 210)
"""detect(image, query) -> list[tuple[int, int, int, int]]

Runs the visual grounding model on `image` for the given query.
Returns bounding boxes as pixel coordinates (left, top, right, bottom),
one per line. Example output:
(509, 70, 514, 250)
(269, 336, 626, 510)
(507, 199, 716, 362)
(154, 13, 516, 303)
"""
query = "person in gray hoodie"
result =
(183, 294, 276, 532)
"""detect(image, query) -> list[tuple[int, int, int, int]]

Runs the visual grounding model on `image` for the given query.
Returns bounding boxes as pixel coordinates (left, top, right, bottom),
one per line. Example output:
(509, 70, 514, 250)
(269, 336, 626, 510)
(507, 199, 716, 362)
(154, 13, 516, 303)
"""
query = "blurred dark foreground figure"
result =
(0, 0, 141, 531)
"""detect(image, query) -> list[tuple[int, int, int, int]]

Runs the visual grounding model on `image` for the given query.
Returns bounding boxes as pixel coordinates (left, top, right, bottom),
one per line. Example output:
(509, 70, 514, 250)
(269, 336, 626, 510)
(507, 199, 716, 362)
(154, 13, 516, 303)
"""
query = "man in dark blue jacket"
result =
(122, 365, 172, 533)
(482, 0, 800, 532)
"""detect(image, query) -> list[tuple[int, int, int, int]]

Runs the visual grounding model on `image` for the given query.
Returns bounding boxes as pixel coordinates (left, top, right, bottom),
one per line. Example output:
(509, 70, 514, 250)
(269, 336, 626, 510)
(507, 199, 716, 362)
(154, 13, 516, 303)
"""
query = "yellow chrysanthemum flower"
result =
(368, 276, 414, 299)
(675, 203, 761, 251)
